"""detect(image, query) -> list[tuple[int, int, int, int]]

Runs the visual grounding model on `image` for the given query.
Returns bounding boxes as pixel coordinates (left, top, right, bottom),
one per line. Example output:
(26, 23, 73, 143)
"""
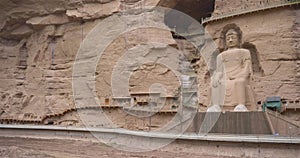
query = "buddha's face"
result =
(225, 29, 239, 49)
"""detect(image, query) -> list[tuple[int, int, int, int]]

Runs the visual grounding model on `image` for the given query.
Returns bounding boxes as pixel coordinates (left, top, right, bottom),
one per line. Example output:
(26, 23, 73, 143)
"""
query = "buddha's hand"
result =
(212, 72, 222, 87)
(212, 80, 218, 88)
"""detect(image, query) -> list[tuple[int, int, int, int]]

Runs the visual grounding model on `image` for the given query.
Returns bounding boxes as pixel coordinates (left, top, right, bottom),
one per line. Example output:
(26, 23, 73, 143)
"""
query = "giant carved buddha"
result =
(210, 24, 256, 111)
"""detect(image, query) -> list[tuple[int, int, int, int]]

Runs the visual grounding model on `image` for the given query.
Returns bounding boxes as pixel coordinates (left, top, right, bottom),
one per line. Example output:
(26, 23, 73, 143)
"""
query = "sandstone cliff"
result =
(0, 0, 166, 123)
(0, 0, 299, 126)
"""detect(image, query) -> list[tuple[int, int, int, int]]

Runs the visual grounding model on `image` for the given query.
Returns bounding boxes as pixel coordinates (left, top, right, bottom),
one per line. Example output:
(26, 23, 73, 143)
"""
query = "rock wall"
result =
(0, 0, 169, 122)
(95, 28, 178, 104)
(213, 0, 286, 16)
(0, 0, 299, 126)
(0, 0, 197, 125)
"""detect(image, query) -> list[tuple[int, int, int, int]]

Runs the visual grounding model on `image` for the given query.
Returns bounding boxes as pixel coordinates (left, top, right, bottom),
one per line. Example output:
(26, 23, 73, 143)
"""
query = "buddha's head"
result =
(225, 29, 239, 49)
(220, 24, 242, 50)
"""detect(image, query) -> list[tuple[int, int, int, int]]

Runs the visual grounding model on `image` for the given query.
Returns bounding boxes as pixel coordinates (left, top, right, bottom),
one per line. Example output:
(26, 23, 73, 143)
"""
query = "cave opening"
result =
(163, 0, 216, 31)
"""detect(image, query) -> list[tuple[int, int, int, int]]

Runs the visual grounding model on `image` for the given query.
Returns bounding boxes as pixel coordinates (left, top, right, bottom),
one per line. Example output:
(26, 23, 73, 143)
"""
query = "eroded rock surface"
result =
(0, 0, 299, 126)
(0, 0, 164, 122)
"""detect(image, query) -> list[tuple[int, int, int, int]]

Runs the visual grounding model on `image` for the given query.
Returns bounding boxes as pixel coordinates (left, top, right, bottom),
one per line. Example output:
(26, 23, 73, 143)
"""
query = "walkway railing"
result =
(202, 0, 300, 24)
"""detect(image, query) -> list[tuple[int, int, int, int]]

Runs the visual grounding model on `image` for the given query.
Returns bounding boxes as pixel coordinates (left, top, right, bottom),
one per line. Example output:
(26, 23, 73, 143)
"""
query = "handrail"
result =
(266, 109, 300, 128)
(1, 124, 300, 144)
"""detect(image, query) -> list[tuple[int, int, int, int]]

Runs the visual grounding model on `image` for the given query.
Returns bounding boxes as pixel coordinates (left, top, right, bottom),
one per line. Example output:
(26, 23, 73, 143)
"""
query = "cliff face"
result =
(0, 0, 214, 124)
(213, 0, 284, 16)
(0, 0, 166, 121)
(0, 0, 299, 125)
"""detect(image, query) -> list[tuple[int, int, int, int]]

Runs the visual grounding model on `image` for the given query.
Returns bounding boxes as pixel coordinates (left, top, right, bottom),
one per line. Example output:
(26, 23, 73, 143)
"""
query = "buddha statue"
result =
(210, 25, 256, 111)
